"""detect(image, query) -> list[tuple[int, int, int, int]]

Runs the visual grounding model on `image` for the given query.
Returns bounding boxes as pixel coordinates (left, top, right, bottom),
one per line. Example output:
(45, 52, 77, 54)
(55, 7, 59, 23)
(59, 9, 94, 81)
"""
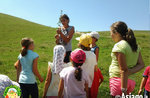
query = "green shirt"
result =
(109, 40, 140, 78)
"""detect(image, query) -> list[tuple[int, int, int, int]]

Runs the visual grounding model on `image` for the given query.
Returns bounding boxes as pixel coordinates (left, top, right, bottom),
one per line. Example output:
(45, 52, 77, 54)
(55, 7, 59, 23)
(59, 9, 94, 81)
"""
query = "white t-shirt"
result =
(82, 50, 97, 87)
(60, 66, 90, 98)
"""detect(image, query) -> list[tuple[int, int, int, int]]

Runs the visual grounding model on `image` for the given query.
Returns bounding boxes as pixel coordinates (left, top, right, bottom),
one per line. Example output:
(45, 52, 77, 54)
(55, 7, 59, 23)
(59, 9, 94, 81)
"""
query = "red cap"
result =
(71, 49, 86, 63)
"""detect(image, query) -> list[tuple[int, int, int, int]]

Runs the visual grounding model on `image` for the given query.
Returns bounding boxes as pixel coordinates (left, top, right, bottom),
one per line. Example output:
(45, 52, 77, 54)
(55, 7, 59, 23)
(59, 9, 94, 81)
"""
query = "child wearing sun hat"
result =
(89, 31, 100, 61)
(76, 34, 98, 97)
(89, 31, 104, 98)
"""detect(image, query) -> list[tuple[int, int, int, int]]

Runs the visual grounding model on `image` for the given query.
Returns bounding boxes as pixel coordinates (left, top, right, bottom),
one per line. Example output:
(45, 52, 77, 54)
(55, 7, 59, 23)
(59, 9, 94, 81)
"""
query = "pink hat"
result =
(71, 49, 86, 63)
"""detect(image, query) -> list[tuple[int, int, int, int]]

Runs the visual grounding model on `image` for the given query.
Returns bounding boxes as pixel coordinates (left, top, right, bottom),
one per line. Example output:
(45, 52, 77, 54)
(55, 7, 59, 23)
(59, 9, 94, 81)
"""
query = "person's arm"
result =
(99, 69, 104, 85)
(99, 79, 103, 86)
(95, 48, 99, 62)
(84, 83, 89, 98)
(128, 52, 145, 75)
(138, 77, 147, 95)
(42, 66, 52, 98)
(55, 34, 60, 40)
(17, 63, 21, 83)
(94, 65, 98, 72)
(116, 52, 128, 94)
(58, 78, 64, 98)
(14, 60, 21, 82)
(14, 60, 19, 69)
(57, 27, 74, 43)
(32, 57, 44, 82)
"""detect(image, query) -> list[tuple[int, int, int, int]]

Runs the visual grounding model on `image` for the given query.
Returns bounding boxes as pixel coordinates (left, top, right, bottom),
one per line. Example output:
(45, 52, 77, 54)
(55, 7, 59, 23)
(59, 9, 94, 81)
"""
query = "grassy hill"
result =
(0, 13, 150, 97)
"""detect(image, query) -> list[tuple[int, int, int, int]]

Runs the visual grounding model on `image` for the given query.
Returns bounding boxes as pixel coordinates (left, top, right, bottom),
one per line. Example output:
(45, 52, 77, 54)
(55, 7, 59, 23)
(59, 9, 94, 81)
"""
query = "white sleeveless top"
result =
(46, 62, 71, 96)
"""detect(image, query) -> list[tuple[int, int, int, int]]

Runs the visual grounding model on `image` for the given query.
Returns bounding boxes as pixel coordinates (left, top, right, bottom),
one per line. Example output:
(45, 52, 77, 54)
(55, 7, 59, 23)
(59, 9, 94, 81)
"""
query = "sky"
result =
(0, 0, 150, 31)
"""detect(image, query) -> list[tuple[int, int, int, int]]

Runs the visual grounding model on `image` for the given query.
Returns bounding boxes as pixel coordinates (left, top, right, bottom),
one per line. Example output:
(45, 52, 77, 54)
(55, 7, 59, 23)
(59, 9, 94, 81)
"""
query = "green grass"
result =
(0, 13, 150, 98)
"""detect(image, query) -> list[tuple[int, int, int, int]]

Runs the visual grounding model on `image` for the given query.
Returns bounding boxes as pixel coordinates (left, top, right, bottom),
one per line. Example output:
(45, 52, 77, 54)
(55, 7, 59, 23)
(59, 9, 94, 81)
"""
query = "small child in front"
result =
(58, 49, 90, 98)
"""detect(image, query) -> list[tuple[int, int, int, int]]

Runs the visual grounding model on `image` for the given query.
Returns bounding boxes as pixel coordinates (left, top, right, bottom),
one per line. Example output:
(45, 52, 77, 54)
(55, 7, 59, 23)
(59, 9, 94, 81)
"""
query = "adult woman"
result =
(109, 21, 145, 97)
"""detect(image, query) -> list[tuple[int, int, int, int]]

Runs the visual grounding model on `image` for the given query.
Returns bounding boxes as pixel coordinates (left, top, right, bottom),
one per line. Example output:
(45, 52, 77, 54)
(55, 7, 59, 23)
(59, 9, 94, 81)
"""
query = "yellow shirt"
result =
(109, 40, 140, 78)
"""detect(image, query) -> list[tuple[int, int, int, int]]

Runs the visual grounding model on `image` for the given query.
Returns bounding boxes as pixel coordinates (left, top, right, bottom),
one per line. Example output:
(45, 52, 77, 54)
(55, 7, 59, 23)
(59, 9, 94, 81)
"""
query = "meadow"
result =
(0, 13, 150, 98)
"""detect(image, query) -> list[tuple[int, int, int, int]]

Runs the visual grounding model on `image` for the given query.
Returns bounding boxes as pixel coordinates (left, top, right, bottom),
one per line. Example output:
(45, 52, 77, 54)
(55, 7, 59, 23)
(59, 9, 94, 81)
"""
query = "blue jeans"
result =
(144, 89, 150, 98)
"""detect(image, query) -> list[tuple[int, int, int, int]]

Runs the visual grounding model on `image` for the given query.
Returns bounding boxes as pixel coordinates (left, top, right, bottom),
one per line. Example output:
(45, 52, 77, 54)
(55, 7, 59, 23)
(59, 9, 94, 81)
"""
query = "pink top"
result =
(60, 66, 90, 98)
(143, 66, 150, 92)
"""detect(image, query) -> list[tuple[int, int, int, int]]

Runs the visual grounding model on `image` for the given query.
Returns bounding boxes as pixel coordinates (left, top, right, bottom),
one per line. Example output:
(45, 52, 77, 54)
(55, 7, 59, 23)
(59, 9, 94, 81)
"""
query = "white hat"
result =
(89, 31, 100, 40)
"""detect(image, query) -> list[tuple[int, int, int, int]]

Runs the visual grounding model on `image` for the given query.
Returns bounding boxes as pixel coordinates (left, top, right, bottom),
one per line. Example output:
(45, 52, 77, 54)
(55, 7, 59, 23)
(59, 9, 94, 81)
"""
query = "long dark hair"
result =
(72, 61, 83, 81)
(21, 38, 34, 56)
(111, 21, 138, 52)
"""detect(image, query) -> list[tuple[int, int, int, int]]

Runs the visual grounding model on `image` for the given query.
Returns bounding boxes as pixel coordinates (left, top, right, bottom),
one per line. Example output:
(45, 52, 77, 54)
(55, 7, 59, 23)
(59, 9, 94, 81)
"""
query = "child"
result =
(55, 14, 75, 63)
(138, 66, 150, 97)
(58, 49, 90, 98)
(90, 31, 100, 61)
(43, 43, 71, 98)
(109, 21, 144, 97)
(14, 38, 43, 98)
(76, 34, 98, 97)
(89, 31, 104, 98)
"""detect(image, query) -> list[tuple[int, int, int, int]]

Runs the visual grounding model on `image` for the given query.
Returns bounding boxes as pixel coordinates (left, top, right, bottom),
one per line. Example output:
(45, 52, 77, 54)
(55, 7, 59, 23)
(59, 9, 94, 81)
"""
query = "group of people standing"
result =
(42, 14, 103, 98)
(7, 14, 149, 98)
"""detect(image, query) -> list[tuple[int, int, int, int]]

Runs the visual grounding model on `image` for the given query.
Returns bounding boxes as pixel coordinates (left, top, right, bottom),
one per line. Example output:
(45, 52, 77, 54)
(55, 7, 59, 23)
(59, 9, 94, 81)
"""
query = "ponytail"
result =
(75, 66, 82, 81)
(111, 21, 138, 52)
(21, 48, 28, 56)
(20, 38, 34, 56)
(73, 61, 83, 81)
(125, 28, 138, 52)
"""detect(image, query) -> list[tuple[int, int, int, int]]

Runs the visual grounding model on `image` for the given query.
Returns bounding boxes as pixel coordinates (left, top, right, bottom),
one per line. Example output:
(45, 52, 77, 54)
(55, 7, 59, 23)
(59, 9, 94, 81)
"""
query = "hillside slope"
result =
(0, 13, 57, 96)
(0, 13, 150, 97)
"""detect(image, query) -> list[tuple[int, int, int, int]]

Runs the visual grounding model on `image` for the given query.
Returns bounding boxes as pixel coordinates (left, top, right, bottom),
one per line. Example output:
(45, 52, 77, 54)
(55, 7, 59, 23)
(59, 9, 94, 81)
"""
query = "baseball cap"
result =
(89, 31, 100, 40)
(71, 49, 86, 63)
(76, 34, 92, 47)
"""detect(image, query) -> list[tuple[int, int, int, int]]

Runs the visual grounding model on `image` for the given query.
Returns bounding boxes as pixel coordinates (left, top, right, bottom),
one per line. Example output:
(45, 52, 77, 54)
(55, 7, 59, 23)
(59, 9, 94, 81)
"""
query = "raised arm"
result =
(32, 57, 44, 82)
(43, 66, 52, 98)
(57, 26, 74, 43)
